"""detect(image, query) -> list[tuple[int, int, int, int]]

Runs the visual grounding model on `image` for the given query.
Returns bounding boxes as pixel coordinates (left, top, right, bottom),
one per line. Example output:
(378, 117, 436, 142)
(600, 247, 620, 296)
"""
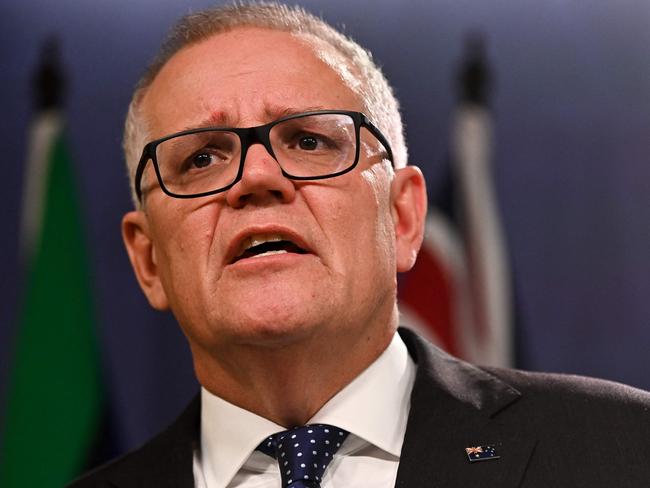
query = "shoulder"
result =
(491, 365, 650, 434)
(482, 365, 650, 413)
(67, 395, 200, 488)
(401, 326, 650, 414)
(472, 365, 650, 461)
(401, 326, 650, 440)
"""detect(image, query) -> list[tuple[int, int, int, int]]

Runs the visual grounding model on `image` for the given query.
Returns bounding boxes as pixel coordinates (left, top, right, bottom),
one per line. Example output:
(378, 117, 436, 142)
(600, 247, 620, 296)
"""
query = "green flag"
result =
(1, 108, 102, 486)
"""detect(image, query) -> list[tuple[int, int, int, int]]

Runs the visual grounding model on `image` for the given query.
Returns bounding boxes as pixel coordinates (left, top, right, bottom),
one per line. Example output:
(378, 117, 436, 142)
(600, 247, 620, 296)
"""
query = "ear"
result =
(121, 210, 170, 310)
(390, 166, 428, 272)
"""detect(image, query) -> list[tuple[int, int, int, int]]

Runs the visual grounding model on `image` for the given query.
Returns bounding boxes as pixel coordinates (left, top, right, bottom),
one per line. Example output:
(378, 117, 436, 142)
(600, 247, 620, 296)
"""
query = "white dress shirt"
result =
(193, 332, 416, 487)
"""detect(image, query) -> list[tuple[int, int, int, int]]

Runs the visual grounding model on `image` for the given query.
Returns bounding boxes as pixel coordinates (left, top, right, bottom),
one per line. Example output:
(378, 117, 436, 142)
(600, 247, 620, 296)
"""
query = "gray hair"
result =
(124, 1, 408, 207)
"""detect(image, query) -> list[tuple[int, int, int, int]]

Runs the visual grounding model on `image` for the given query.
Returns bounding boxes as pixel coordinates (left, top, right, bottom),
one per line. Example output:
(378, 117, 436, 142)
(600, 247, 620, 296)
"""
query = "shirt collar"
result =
(200, 332, 416, 487)
(308, 332, 415, 456)
(200, 389, 283, 488)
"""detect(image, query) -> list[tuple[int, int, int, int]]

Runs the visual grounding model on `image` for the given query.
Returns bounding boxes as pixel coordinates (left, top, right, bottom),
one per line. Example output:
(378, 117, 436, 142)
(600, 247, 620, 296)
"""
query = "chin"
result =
(227, 318, 321, 349)
(211, 298, 328, 347)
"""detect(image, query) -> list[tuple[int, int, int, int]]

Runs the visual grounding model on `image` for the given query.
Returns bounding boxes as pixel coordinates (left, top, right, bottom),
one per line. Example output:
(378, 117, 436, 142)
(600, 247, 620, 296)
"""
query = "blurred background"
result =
(1, 0, 649, 485)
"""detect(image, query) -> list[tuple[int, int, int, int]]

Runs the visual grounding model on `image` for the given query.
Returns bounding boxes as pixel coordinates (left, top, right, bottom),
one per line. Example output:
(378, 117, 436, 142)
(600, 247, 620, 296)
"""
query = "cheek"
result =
(321, 167, 395, 281)
(148, 203, 220, 295)
(361, 166, 395, 256)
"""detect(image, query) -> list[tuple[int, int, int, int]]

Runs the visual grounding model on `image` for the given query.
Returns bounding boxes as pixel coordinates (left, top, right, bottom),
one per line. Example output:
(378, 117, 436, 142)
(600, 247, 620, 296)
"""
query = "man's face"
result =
(125, 28, 423, 355)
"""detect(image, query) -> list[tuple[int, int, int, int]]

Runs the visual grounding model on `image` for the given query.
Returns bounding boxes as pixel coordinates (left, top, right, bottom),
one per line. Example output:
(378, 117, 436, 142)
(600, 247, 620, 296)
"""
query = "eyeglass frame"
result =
(134, 109, 395, 201)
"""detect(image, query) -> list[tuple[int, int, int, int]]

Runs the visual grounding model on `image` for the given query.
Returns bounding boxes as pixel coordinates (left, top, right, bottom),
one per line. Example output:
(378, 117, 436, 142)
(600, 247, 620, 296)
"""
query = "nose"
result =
(225, 143, 296, 208)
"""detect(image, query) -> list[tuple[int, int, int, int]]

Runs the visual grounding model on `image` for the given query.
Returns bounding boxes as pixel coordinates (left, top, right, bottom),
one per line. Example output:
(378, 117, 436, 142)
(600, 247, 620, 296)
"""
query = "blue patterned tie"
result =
(257, 424, 349, 487)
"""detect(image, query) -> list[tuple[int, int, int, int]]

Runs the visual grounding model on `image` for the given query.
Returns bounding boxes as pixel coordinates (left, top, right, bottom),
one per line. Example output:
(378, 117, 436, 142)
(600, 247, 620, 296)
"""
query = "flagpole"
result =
(20, 36, 66, 267)
(453, 33, 514, 367)
(2, 38, 102, 488)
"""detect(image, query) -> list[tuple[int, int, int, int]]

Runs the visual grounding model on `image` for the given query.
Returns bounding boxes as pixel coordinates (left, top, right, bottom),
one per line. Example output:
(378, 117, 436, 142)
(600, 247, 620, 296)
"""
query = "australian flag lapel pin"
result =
(465, 444, 500, 462)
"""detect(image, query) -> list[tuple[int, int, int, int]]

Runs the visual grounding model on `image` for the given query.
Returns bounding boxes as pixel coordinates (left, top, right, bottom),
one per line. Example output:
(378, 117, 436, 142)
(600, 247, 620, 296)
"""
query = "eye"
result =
(191, 152, 214, 168)
(298, 135, 319, 151)
(292, 132, 337, 152)
(185, 148, 229, 171)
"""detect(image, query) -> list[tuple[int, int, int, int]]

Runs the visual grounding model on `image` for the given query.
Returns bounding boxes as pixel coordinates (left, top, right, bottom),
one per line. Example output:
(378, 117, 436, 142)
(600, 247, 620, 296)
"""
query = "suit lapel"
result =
(395, 328, 536, 488)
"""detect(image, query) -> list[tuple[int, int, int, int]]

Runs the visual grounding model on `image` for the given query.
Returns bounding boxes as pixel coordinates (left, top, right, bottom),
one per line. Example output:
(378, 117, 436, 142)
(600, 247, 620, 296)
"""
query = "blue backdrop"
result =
(2, 0, 649, 453)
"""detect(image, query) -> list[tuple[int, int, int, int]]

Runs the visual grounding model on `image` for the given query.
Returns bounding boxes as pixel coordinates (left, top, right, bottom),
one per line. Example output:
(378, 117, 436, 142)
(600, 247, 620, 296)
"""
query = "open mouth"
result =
(232, 235, 308, 263)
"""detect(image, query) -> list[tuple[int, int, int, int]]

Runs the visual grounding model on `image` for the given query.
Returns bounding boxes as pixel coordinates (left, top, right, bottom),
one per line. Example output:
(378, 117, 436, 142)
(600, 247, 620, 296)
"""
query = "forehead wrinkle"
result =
(206, 109, 234, 127)
(263, 104, 328, 121)
(183, 104, 333, 132)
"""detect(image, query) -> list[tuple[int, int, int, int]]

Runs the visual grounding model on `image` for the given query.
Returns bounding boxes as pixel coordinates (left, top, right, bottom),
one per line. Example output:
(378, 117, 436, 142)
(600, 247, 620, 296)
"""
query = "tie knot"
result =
(257, 424, 349, 487)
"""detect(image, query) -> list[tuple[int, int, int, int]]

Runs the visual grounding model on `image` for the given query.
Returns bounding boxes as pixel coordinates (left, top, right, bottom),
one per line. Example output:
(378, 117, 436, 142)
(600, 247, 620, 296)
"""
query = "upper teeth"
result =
(242, 234, 284, 252)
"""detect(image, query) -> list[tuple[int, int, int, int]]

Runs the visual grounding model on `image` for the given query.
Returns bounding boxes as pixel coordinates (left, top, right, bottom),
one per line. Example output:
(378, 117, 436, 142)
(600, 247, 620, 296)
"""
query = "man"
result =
(71, 3, 650, 487)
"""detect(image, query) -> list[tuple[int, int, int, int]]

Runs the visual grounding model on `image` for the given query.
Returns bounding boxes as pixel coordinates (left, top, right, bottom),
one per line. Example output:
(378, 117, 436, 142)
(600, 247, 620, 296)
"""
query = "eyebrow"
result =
(180, 105, 327, 132)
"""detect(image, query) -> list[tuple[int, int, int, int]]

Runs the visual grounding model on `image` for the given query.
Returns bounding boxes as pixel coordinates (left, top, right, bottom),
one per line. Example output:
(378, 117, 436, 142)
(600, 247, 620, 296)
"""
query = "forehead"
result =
(141, 27, 364, 137)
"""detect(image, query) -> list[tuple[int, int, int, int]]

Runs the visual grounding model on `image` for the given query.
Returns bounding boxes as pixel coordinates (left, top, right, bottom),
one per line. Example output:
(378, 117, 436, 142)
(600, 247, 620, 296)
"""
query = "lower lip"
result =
(227, 251, 315, 271)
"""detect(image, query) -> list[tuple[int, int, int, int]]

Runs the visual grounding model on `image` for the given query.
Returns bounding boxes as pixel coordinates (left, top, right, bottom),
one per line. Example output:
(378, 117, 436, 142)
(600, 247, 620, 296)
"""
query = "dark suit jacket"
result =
(69, 328, 650, 487)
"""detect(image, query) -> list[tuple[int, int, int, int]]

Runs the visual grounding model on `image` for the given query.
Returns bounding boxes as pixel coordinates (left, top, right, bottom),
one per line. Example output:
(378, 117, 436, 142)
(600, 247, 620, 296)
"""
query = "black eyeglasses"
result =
(134, 110, 394, 200)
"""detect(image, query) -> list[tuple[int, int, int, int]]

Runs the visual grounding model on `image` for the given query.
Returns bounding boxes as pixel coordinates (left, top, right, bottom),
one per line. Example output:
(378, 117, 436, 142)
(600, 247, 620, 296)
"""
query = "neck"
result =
(191, 321, 396, 427)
